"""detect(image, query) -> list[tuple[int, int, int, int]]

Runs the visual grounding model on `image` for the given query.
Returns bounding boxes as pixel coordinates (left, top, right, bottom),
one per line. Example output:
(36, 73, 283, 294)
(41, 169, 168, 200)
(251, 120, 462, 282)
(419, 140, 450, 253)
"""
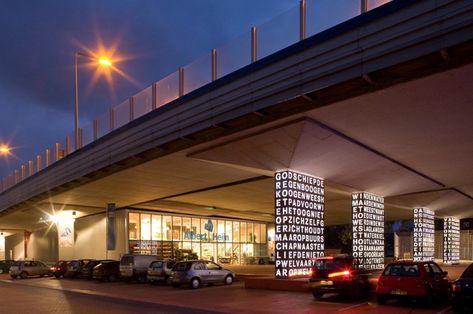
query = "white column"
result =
(274, 169, 324, 279)
(443, 217, 460, 264)
(0, 234, 5, 260)
(413, 208, 435, 261)
(57, 217, 75, 260)
(352, 192, 384, 270)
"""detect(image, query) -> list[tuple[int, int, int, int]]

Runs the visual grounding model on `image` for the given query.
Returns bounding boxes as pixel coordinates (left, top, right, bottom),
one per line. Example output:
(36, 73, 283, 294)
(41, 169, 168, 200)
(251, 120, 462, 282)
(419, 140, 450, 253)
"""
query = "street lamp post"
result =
(74, 52, 112, 150)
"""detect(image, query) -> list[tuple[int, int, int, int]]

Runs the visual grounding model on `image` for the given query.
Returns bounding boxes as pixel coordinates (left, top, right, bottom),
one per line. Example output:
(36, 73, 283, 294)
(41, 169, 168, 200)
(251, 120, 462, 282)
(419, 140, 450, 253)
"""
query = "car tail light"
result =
(328, 270, 352, 280)
(452, 281, 461, 293)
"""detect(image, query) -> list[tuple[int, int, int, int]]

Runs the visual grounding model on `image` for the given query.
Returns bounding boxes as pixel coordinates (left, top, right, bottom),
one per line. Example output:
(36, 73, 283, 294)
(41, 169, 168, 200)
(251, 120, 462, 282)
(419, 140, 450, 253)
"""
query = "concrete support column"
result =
(0, 233, 5, 260)
(413, 208, 434, 261)
(443, 217, 460, 265)
(274, 169, 324, 279)
(352, 192, 384, 270)
(56, 217, 75, 260)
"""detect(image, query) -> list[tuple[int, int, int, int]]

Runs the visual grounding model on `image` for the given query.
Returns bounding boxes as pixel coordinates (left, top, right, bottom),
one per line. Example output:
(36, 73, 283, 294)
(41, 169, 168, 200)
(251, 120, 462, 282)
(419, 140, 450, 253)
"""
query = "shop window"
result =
(172, 216, 182, 241)
(163, 216, 172, 240)
(253, 224, 261, 244)
(191, 218, 200, 236)
(141, 214, 151, 240)
(240, 222, 247, 243)
(225, 221, 232, 242)
(209, 219, 217, 242)
(232, 243, 240, 264)
(129, 213, 140, 240)
(201, 219, 209, 242)
(233, 222, 240, 243)
(217, 220, 225, 242)
(247, 223, 254, 243)
(261, 224, 267, 243)
(151, 215, 162, 240)
(192, 242, 201, 259)
(182, 217, 191, 240)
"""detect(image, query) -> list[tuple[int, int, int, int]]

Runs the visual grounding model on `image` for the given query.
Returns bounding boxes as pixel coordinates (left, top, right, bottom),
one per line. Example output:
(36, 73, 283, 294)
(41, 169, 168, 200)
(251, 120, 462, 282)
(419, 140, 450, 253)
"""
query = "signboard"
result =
(352, 192, 384, 270)
(106, 203, 116, 250)
(58, 218, 74, 248)
(274, 169, 324, 279)
(413, 208, 434, 261)
(443, 217, 460, 265)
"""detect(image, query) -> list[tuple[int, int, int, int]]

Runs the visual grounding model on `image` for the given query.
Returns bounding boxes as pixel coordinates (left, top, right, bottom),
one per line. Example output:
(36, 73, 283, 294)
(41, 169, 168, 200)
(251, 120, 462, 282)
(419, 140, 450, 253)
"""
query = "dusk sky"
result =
(0, 0, 301, 178)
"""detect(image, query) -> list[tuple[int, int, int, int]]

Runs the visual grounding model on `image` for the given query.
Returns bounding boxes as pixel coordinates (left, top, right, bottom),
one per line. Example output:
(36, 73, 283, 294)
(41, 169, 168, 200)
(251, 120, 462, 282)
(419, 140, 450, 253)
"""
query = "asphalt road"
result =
(0, 275, 456, 314)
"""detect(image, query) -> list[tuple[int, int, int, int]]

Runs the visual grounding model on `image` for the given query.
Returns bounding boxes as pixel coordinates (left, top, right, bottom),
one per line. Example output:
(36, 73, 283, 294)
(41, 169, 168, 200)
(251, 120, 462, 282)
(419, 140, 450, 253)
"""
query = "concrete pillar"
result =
(0, 233, 5, 260)
(413, 208, 434, 261)
(56, 217, 75, 260)
(352, 192, 384, 270)
(443, 217, 460, 264)
(274, 169, 324, 279)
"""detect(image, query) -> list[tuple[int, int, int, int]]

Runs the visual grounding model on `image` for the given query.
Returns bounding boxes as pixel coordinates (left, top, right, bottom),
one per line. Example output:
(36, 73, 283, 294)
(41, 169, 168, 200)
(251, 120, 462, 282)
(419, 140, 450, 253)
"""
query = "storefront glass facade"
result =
(128, 211, 268, 264)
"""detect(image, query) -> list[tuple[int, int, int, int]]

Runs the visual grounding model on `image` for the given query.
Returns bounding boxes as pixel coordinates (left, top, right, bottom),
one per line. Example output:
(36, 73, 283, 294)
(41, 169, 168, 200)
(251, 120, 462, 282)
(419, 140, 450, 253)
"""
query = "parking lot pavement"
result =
(0, 274, 456, 314)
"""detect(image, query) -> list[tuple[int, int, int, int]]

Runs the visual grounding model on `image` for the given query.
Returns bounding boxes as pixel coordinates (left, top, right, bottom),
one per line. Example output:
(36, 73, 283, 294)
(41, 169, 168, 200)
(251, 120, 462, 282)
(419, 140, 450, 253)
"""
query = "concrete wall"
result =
(27, 228, 58, 262)
(74, 214, 107, 259)
(73, 210, 127, 260)
(5, 233, 24, 260)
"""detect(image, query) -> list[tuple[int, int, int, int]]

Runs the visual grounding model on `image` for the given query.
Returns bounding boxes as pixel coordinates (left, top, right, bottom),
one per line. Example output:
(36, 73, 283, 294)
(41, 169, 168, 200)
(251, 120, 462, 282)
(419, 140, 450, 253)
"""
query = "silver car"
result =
(147, 260, 176, 285)
(171, 260, 235, 289)
(10, 260, 51, 279)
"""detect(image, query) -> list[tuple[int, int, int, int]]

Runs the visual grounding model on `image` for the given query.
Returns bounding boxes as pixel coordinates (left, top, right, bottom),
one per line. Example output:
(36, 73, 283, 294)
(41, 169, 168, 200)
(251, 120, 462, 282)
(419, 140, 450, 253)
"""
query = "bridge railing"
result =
(0, 0, 390, 193)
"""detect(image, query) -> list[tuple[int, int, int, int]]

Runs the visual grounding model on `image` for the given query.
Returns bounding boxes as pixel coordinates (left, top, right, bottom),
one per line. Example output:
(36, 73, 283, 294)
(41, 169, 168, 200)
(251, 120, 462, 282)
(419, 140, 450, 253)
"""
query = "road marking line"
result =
(337, 302, 369, 312)
(436, 306, 452, 314)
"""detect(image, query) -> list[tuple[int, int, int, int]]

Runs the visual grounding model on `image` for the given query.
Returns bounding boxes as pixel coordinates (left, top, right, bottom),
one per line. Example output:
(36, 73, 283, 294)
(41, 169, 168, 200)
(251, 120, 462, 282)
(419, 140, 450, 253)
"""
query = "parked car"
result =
(0, 260, 14, 274)
(120, 254, 157, 282)
(9, 260, 51, 279)
(376, 261, 449, 304)
(65, 259, 95, 278)
(80, 260, 112, 279)
(92, 260, 120, 282)
(50, 260, 68, 278)
(451, 262, 473, 312)
(171, 260, 235, 289)
(147, 260, 176, 285)
(309, 256, 371, 299)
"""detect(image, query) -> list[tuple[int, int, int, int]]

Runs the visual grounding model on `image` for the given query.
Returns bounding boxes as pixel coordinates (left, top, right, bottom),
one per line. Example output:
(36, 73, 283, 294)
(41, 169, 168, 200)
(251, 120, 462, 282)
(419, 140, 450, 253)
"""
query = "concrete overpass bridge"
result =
(0, 0, 472, 269)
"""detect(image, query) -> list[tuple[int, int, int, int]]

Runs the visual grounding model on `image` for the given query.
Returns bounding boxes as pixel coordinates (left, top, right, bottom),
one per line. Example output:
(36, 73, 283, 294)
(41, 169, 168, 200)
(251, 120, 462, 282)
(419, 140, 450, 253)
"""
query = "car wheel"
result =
(10, 275, 17, 279)
(20, 272, 28, 279)
(224, 275, 233, 285)
(190, 278, 200, 289)
(165, 276, 172, 286)
(172, 283, 180, 288)
(54, 274, 60, 279)
(312, 289, 323, 299)
(377, 294, 387, 305)
(149, 280, 156, 285)
(108, 274, 117, 282)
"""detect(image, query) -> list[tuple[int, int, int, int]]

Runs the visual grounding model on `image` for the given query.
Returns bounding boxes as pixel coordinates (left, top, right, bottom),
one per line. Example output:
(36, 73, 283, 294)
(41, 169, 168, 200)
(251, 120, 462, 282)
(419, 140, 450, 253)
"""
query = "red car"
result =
(376, 261, 450, 304)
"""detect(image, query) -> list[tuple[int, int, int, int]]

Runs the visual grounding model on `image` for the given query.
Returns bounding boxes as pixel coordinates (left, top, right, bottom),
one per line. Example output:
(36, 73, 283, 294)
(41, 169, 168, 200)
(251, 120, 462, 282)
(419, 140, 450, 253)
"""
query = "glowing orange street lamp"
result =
(74, 52, 113, 150)
(0, 145, 11, 156)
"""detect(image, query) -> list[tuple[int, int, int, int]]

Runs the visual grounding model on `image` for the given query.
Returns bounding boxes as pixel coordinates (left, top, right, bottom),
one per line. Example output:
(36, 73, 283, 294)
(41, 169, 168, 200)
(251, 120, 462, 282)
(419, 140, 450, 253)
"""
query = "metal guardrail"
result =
(0, 0, 390, 192)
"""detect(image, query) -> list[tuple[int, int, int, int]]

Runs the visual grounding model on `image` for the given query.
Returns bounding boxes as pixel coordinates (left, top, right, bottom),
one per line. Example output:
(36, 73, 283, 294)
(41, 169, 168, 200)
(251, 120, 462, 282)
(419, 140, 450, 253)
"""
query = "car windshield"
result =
(383, 264, 420, 277)
(12, 261, 22, 266)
